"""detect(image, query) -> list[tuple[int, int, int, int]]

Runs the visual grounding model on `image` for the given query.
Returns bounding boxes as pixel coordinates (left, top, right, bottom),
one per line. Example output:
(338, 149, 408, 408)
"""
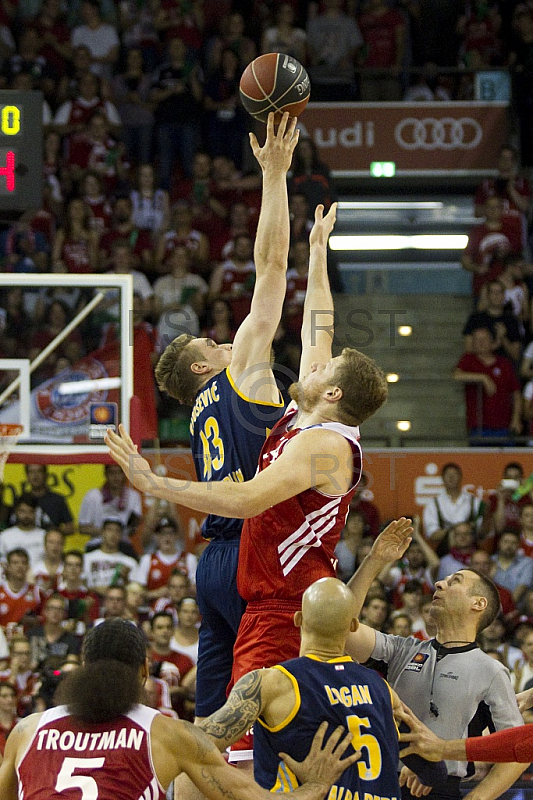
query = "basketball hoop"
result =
(0, 424, 23, 481)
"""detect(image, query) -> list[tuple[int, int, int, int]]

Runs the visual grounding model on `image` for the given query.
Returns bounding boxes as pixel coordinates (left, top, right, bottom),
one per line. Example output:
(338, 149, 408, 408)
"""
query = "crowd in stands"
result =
(1, 456, 533, 747)
(453, 141, 533, 443)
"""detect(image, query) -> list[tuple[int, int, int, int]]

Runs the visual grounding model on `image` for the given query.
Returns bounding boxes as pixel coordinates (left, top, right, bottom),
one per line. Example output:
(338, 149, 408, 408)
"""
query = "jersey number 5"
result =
(347, 714, 382, 780)
(199, 416, 225, 480)
(56, 756, 106, 799)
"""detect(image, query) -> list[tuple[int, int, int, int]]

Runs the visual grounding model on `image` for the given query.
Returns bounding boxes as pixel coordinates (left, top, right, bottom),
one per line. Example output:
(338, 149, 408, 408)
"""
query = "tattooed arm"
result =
(153, 714, 361, 800)
(199, 669, 281, 750)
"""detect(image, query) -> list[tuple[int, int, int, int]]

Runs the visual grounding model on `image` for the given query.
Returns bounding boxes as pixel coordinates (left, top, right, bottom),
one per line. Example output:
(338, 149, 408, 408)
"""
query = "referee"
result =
(346, 519, 525, 800)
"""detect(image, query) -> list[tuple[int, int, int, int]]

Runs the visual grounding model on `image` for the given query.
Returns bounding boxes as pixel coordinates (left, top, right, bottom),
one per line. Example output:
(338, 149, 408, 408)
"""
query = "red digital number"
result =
(0, 150, 15, 192)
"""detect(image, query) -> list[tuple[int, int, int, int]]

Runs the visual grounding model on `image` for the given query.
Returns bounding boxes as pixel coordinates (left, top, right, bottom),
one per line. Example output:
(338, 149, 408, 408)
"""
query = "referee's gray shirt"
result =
(372, 634, 523, 778)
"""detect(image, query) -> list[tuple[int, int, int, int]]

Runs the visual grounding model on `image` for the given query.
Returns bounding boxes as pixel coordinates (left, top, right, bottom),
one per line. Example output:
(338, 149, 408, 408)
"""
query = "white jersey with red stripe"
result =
(237, 403, 362, 603)
(17, 704, 165, 800)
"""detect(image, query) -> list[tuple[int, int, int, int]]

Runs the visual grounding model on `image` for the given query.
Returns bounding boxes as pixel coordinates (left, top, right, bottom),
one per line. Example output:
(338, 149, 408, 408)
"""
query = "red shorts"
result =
(228, 600, 301, 759)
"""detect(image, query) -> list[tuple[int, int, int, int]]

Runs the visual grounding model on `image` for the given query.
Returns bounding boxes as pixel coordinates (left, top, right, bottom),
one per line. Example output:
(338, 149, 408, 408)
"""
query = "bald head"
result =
(298, 578, 358, 642)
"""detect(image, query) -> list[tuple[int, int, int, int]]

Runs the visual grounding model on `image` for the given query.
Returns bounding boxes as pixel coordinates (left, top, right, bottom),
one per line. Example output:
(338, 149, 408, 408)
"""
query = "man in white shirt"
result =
(0, 495, 45, 569)
(71, 0, 119, 79)
(423, 463, 483, 548)
(84, 519, 138, 597)
(78, 463, 142, 543)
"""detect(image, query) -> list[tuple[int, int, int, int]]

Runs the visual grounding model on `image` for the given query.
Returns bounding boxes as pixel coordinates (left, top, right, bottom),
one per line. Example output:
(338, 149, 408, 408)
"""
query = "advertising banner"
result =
(299, 102, 508, 176)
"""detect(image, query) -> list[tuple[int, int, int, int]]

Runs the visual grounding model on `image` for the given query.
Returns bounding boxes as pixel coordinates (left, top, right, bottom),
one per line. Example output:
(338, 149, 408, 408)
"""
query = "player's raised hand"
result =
(369, 517, 413, 568)
(279, 721, 361, 790)
(309, 203, 338, 248)
(105, 424, 157, 494)
(249, 111, 299, 174)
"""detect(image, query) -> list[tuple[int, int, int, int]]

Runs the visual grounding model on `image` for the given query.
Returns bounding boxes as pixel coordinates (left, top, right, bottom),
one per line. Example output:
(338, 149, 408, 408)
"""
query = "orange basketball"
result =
(239, 53, 310, 123)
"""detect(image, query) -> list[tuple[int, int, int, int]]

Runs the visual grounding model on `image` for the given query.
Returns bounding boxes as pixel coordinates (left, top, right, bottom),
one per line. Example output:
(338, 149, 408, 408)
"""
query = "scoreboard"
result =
(0, 91, 42, 215)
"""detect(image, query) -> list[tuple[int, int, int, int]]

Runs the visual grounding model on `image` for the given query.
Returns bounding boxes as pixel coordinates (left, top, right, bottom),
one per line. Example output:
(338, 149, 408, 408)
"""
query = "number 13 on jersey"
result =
(199, 416, 225, 480)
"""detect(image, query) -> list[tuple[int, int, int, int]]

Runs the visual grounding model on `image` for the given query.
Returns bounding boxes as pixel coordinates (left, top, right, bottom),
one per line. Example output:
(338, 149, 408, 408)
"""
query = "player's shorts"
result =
(228, 600, 301, 761)
(195, 538, 247, 718)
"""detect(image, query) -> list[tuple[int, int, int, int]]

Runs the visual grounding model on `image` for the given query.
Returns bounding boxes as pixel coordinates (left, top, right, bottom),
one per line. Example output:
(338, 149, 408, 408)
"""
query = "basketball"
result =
(239, 53, 310, 123)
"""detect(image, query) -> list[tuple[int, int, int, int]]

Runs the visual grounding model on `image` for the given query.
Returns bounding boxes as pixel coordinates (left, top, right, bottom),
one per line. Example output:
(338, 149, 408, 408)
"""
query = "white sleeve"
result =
(53, 102, 73, 126)
(104, 101, 122, 126)
(186, 553, 197, 584)
(524, 381, 533, 402)
(525, 342, 533, 361)
(78, 489, 98, 527)
(422, 499, 439, 537)
(131, 554, 151, 586)
(0, 626, 9, 660)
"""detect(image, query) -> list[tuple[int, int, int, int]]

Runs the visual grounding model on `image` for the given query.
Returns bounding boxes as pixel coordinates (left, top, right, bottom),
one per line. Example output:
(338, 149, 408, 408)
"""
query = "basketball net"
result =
(0, 424, 23, 481)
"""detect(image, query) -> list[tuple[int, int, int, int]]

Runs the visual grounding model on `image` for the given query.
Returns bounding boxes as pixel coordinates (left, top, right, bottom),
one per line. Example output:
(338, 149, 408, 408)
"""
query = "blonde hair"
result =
(154, 334, 205, 405)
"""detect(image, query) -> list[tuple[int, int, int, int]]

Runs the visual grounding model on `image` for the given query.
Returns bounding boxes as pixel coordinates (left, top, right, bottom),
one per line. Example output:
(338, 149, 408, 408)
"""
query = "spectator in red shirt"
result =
(31, 0, 73, 77)
(52, 196, 100, 274)
(99, 196, 153, 274)
(150, 611, 195, 678)
(208, 233, 255, 326)
(0, 636, 38, 718)
(0, 549, 41, 630)
(67, 110, 128, 195)
(519, 503, 533, 558)
(358, 0, 405, 100)
(454, 325, 522, 442)
(57, 549, 98, 627)
(462, 196, 523, 297)
(485, 462, 529, 540)
(475, 146, 531, 220)
(0, 683, 18, 753)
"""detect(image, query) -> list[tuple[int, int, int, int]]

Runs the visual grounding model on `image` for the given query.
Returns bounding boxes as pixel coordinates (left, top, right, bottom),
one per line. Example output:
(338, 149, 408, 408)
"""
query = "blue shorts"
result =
(195, 538, 247, 717)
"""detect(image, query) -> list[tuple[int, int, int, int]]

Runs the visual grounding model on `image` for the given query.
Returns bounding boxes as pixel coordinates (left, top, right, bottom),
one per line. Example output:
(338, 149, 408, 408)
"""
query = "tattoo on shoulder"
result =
(200, 670, 262, 745)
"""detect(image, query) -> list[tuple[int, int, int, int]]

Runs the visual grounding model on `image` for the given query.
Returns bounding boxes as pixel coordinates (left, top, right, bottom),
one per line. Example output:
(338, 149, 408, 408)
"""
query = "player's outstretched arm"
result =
(299, 203, 337, 381)
(156, 715, 360, 800)
(230, 112, 298, 403)
(106, 424, 350, 519)
(344, 518, 413, 664)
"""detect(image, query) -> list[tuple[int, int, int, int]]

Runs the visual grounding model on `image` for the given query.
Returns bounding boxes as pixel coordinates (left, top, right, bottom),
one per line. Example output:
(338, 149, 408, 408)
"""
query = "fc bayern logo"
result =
(35, 359, 109, 425)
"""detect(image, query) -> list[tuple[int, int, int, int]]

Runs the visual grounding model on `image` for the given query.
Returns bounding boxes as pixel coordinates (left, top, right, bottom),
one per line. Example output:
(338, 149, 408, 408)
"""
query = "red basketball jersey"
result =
(237, 404, 362, 603)
(17, 704, 166, 800)
(0, 580, 41, 626)
(145, 552, 190, 591)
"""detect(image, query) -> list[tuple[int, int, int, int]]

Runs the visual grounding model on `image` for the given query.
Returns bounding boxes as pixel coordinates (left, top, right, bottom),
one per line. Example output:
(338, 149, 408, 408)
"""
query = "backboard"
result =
(0, 274, 135, 463)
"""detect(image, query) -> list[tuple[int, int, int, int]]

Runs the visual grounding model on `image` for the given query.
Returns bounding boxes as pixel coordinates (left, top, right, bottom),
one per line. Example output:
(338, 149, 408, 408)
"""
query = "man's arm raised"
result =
(106, 423, 352, 519)
(229, 112, 298, 403)
(345, 519, 413, 663)
(299, 203, 337, 381)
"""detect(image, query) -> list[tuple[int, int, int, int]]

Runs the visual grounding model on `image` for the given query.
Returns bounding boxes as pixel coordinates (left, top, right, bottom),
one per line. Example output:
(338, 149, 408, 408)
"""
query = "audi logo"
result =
(395, 117, 483, 150)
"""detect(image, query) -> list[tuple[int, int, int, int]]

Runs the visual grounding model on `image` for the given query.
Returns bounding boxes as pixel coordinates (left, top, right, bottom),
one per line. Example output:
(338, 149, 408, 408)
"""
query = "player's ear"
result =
(472, 595, 487, 614)
(324, 386, 342, 403)
(350, 617, 359, 633)
(191, 361, 209, 375)
(294, 610, 302, 629)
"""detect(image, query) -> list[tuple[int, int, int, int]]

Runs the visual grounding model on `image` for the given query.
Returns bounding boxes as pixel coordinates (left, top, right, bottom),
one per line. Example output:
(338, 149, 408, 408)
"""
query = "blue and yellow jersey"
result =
(189, 367, 284, 541)
(254, 655, 401, 800)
